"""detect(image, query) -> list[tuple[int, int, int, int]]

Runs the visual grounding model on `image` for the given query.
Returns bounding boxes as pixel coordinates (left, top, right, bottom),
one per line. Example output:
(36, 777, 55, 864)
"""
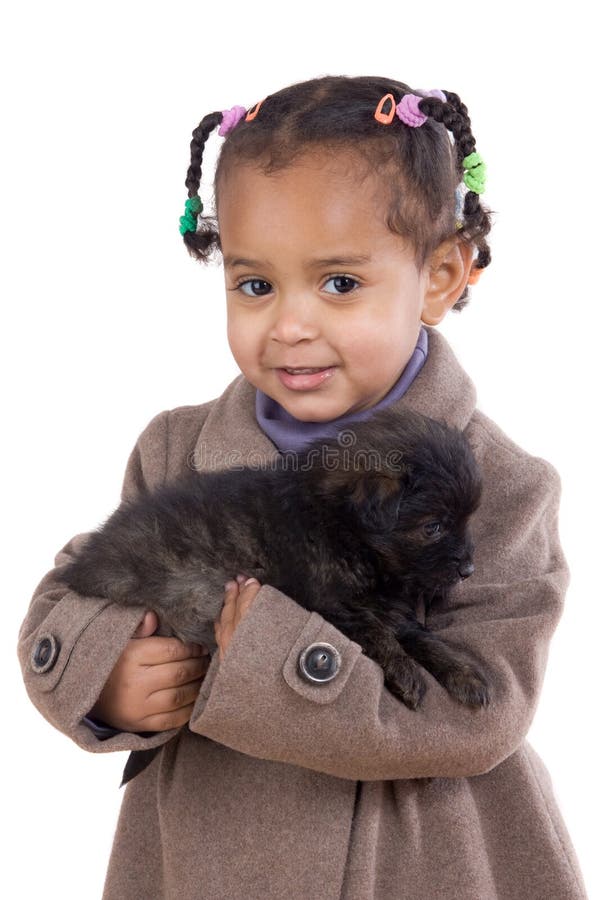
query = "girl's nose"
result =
(268, 293, 320, 344)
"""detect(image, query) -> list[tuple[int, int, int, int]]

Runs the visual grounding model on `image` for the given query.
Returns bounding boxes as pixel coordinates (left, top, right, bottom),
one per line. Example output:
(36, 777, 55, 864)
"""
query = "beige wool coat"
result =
(18, 326, 587, 899)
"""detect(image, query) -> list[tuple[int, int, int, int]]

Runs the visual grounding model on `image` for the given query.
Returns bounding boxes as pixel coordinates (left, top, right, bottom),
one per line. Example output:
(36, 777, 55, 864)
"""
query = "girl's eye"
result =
(322, 275, 360, 295)
(422, 521, 442, 537)
(237, 279, 272, 297)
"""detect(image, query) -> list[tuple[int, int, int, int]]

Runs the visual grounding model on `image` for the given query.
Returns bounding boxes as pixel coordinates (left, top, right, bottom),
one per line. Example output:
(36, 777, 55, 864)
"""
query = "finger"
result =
(129, 635, 206, 666)
(140, 701, 197, 732)
(225, 578, 260, 624)
(144, 656, 210, 694)
(132, 610, 159, 638)
(237, 578, 262, 611)
(227, 580, 261, 634)
(239, 577, 261, 596)
(218, 581, 239, 628)
(145, 678, 206, 717)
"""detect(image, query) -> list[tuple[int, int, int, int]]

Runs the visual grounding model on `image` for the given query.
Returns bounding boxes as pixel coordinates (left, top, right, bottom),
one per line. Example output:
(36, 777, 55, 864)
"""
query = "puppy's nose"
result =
(458, 561, 475, 579)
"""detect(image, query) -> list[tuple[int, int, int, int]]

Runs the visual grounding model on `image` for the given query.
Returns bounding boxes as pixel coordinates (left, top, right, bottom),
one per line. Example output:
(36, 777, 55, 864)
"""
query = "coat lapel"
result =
(193, 325, 478, 473)
(398, 326, 477, 429)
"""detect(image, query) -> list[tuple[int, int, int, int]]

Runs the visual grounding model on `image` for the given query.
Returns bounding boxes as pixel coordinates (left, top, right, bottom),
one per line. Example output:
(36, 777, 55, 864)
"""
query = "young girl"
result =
(18, 75, 587, 899)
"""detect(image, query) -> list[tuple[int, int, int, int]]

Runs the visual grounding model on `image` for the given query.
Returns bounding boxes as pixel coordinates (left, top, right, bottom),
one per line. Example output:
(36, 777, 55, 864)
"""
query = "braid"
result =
(184, 111, 222, 195)
(419, 93, 476, 161)
(182, 111, 223, 262)
(419, 91, 492, 310)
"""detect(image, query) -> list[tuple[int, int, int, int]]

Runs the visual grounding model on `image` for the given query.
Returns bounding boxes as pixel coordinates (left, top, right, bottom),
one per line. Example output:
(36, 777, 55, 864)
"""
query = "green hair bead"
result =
(179, 195, 204, 235)
(462, 152, 486, 195)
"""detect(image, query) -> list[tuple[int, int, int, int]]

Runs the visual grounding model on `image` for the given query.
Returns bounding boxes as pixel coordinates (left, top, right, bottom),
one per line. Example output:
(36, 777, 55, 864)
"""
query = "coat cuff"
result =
(189, 584, 365, 768)
(188, 584, 516, 781)
(19, 591, 178, 753)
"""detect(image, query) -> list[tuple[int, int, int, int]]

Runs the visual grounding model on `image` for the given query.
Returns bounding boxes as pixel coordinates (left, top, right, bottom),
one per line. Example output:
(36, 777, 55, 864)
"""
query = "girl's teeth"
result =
(285, 367, 326, 374)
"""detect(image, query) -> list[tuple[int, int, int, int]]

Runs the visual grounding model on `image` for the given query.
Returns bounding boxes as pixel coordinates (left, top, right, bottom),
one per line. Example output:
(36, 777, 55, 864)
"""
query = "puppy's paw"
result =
(385, 658, 427, 710)
(441, 666, 490, 708)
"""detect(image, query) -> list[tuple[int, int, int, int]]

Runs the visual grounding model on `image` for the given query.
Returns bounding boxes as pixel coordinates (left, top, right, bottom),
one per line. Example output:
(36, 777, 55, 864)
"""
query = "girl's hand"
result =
(214, 574, 262, 662)
(89, 610, 211, 733)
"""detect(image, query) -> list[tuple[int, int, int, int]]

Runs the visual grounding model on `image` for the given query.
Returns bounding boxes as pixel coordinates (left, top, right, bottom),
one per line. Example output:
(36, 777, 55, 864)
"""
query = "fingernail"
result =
(224, 580, 237, 590)
(244, 578, 258, 586)
(236, 574, 245, 584)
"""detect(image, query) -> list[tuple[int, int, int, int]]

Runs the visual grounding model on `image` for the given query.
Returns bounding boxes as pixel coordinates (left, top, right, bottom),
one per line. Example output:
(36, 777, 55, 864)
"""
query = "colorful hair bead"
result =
(218, 105, 247, 136)
(396, 94, 427, 127)
(462, 152, 487, 194)
(417, 88, 447, 102)
(245, 99, 264, 121)
(374, 93, 396, 124)
(179, 195, 203, 235)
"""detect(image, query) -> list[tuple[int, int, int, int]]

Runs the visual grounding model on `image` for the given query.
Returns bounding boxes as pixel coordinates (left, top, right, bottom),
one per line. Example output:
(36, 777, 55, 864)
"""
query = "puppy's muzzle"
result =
(458, 561, 475, 579)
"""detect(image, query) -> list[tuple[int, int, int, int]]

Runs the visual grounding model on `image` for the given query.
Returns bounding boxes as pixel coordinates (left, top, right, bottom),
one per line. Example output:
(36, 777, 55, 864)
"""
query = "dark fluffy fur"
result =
(62, 407, 490, 783)
(64, 405, 489, 705)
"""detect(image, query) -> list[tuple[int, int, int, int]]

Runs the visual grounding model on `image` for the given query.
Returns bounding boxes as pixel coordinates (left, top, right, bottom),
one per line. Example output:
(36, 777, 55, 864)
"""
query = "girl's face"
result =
(218, 151, 444, 422)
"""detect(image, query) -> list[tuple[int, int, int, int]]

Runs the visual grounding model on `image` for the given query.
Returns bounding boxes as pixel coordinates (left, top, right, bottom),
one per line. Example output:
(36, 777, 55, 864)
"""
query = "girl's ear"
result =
(421, 239, 473, 326)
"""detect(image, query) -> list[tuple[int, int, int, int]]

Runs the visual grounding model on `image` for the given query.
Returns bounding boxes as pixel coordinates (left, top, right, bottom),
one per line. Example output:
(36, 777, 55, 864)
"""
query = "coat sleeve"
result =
(16, 409, 184, 754)
(189, 439, 570, 781)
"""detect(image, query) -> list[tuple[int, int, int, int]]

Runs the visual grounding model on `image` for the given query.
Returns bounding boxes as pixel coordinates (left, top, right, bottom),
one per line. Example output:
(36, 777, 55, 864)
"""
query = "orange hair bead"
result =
(245, 99, 265, 121)
(374, 93, 396, 125)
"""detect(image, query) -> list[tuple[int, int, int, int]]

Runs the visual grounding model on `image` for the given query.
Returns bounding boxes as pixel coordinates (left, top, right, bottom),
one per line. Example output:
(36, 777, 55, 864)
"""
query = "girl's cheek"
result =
(226, 332, 250, 369)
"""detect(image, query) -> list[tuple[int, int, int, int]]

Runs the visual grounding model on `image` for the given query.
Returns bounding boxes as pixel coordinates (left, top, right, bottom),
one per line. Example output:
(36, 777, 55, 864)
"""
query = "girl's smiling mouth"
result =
(275, 366, 337, 391)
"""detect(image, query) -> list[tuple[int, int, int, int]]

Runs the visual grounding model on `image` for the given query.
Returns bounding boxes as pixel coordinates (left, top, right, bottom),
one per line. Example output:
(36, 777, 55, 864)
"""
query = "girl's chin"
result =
(275, 391, 354, 423)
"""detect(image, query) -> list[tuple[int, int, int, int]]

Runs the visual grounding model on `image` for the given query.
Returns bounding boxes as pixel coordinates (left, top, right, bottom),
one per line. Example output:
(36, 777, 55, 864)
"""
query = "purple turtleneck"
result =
(255, 325, 429, 453)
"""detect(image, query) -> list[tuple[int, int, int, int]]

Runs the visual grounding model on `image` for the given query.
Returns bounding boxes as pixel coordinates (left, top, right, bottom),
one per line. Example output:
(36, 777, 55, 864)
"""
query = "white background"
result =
(3, 2, 598, 897)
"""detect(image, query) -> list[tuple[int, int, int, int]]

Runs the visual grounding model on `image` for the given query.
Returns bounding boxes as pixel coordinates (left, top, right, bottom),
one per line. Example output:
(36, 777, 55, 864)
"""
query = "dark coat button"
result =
(298, 642, 341, 683)
(30, 634, 61, 674)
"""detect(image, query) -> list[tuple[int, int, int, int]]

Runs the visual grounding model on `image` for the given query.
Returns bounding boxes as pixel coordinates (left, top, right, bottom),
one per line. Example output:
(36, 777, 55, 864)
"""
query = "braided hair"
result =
(181, 76, 492, 312)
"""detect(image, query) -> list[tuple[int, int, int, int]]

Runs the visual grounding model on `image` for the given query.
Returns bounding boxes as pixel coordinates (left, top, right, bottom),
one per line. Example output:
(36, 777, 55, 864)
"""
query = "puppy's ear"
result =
(351, 472, 406, 531)
(325, 469, 406, 532)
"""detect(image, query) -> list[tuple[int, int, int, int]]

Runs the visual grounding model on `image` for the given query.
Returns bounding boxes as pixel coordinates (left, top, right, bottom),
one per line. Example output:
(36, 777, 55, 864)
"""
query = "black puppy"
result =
(62, 406, 489, 781)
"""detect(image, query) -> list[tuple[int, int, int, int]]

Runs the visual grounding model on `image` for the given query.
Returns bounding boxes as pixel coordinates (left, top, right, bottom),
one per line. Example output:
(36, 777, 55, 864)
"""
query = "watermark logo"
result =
(186, 428, 406, 475)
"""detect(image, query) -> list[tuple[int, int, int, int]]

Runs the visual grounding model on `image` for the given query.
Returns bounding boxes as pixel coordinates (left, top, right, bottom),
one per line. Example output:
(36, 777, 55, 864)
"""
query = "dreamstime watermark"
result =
(186, 428, 406, 474)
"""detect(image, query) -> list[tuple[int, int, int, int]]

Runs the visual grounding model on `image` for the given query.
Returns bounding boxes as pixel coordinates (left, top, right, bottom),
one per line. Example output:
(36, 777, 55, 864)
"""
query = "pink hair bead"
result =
(218, 105, 247, 136)
(396, 94, 428, 127)
(417, 88, 447, 102)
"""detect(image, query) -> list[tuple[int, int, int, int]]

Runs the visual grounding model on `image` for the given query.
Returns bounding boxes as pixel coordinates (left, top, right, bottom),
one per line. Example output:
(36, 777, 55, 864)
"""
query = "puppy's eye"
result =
(422, 521, 442, 537)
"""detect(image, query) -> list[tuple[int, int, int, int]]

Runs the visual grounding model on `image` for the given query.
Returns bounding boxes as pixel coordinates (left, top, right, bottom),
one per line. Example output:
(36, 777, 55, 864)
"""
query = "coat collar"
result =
(193, 325, 477, 474)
